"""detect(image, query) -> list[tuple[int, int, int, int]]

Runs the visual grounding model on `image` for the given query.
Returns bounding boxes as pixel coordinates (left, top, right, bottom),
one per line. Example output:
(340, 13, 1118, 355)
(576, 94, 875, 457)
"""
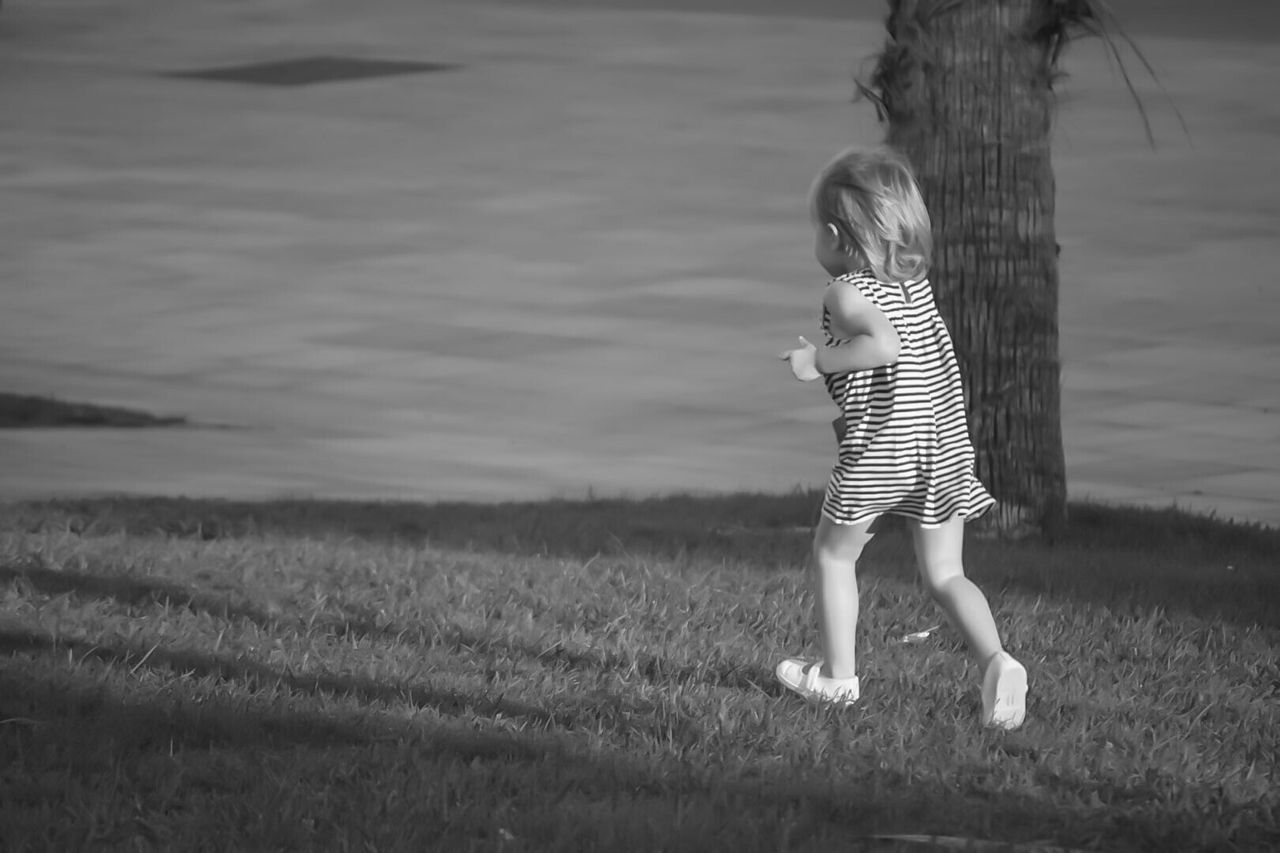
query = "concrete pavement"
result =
(1, 0, 1278, 529)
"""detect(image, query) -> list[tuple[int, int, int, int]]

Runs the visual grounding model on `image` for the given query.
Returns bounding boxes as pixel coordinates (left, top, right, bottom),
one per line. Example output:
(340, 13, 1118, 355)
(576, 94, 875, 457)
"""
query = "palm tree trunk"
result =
(869, 0, 1069, 536)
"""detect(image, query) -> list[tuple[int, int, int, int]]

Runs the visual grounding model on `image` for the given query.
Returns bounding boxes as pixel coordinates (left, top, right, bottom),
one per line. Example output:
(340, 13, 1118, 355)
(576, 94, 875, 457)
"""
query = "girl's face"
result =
(814, 221, 854, 277)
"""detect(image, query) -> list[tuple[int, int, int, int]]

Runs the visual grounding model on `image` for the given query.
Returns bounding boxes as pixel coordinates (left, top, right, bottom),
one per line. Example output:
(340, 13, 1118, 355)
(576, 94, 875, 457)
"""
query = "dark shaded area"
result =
(0, 556, 778, 697)
(8, 491, 822, 561)
(0, 558, 268, 624)
(3, 624, 1274, 852)
(0, 629, 373, 752)
(8, 494, 1279, 632)
(12, 491, 824, 566)
(0, 626, 561, 733)
(3, 498, 1278, 849)
(0, 392, 186, 428)
(163, 56, 460, 87)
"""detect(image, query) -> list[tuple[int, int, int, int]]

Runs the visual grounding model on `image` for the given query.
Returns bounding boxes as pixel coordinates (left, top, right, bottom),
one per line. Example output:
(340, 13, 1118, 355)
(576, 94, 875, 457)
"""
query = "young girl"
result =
(777, 146, 1027, 730)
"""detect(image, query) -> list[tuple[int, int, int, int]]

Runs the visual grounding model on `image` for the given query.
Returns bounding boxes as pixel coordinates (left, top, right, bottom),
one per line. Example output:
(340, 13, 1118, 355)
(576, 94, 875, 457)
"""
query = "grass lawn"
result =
(1, 492, 1277, 851)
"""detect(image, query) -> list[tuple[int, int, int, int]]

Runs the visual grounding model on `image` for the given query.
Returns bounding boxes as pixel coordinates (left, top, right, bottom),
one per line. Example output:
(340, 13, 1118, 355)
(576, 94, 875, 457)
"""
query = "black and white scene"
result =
(1, 0, 1278, 849)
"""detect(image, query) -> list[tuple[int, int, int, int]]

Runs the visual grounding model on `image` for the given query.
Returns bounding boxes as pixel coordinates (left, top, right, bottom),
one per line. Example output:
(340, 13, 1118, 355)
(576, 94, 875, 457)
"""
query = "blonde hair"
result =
(808, 146, 932, 282)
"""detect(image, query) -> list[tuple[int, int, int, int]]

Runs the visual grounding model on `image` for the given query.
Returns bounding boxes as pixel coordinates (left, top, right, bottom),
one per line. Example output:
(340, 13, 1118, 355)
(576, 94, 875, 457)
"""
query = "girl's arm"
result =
(816, 281, 901, 374)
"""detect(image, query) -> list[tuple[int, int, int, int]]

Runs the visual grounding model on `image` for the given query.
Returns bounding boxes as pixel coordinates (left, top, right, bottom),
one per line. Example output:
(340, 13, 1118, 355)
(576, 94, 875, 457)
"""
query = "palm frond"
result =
(1027, 0, 1190, 146)
(1082, 0, 1192, 144)
(857, 0, 1190, 147)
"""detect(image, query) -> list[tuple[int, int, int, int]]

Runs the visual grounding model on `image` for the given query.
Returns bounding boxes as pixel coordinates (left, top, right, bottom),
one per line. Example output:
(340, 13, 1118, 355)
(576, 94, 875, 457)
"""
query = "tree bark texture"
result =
(873, 0, 1068, 536)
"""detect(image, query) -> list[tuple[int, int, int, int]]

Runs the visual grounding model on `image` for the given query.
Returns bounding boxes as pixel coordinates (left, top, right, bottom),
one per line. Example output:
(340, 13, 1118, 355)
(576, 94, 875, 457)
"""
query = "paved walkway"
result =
(1, 0, 1278, 529)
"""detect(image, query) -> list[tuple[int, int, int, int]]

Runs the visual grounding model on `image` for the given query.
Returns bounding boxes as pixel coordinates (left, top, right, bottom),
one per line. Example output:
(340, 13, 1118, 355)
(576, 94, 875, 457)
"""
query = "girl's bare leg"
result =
(811, 514, 875, 679)
(908, 517, 1002, 665)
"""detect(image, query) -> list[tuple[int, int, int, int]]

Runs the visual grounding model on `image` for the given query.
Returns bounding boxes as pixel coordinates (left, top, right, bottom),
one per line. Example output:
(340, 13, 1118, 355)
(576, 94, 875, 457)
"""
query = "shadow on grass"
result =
(9, 492, 823, 560)
(0, 626, 560, 731)
(0, 634, 370, 755)
(0, 559, 776, 697)
(0, 559, 277, 627)
(0, 624, 755, 750)
(9, 493, 1280, 630)
(2, 625, 1269, 851)
(4, 497, 1276, 848)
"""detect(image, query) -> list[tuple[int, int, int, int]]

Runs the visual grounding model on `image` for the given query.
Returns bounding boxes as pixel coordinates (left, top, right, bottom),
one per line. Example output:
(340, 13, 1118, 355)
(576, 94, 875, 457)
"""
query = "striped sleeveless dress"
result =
(821, 270, 995, 528)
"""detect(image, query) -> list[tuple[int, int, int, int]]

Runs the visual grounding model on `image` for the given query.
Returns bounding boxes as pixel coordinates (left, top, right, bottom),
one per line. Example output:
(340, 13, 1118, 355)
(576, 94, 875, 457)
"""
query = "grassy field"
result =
(1, 492, 1277, 851)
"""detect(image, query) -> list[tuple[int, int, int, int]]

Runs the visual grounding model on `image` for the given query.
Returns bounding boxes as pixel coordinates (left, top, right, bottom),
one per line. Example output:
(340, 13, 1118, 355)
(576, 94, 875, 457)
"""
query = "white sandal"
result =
(981, 651, 1027, 730)
(776, 658, 860, 706)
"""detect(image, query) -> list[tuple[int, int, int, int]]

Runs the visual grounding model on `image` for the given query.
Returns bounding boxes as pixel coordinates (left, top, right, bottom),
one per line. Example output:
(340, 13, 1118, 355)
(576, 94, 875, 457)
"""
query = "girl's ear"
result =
(826, 222, 853, 255)
(828, 222, 858, 257)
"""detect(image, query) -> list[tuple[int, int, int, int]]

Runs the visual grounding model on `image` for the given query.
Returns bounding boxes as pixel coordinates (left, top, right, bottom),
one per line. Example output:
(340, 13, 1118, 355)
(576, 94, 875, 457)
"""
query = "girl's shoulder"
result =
(825, 269, 881, 303)
(823, 273, 882, 328)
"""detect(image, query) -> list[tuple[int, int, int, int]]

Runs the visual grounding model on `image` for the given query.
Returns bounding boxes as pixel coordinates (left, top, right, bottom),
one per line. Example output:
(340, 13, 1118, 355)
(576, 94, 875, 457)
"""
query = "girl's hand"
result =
(779, 336, 821, 382)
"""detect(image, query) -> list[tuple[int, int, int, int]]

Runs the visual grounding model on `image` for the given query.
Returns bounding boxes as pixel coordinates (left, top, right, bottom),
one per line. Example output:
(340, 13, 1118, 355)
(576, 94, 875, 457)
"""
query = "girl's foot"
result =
(776, 658, 860, 706)
(981, 651, 1027, 730)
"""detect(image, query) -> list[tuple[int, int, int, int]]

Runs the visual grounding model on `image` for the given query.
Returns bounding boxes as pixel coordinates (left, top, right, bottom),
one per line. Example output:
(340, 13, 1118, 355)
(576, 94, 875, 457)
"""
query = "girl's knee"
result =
(909, 519, 968, 597)
(811, 531, 841, 565)
(813, 539, 851, 569)
(918, 561, 966, 599)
